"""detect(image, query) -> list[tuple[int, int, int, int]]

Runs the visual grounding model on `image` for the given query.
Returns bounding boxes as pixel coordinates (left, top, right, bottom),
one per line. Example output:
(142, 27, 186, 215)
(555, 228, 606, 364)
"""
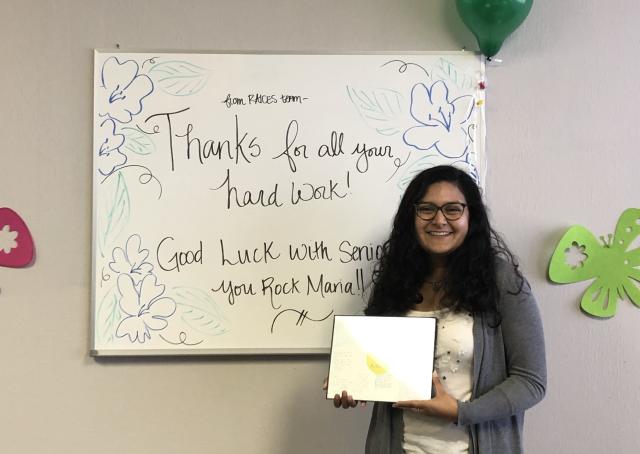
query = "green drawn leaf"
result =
(397, 154, 479, 191)
(168, 287, 229, 336)
(397, 154, 442, 190)
(431, 58, 475, 90)
(148, 61, 210, 96)
(121, 127, 155, 156)
(96, 285, 122, 343)
(98, 172, 130, 257)
(347, 86, 405, 136)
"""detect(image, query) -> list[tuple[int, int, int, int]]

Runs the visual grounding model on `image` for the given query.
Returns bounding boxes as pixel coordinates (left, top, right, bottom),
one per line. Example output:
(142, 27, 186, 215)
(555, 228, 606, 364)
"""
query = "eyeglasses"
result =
(414, 202, 467, 221)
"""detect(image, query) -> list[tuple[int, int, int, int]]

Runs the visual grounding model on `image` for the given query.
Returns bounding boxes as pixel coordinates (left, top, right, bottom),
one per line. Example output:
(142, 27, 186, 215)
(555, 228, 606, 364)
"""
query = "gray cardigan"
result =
(365, 261, 547, 454)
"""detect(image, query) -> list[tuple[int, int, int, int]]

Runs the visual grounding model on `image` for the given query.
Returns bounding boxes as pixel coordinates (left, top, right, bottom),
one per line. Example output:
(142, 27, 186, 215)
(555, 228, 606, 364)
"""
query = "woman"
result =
(331, 165, 546, 453)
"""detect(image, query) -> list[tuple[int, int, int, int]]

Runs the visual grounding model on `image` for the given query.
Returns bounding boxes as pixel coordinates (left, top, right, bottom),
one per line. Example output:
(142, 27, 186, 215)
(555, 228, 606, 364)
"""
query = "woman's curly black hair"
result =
(365, 165, 521, 322)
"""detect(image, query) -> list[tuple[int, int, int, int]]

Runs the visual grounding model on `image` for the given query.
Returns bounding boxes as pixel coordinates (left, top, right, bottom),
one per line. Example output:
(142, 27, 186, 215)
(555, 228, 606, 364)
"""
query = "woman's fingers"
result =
(341, 390, 350, 408)
(392, 371, 458, 421)
(392, 400, 423, 410)
(342, 390, 356, 408)
(394, 372, 440, 410)
(333, 390, 357, 408)
(432, 371, 445, 395)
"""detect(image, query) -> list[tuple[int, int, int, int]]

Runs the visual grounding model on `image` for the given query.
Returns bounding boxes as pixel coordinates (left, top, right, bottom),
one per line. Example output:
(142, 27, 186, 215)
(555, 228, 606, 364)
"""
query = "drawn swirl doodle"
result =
(270, 309, 334, 333)
(385, 151, 411, 182)
(159, 331, 204, 346)
(133, 123, 161, 136)
(142, 57, 159, 69)
(381, 59, 430, 78)
(100, 164, 163, 199)
(100, 267, 111, 288)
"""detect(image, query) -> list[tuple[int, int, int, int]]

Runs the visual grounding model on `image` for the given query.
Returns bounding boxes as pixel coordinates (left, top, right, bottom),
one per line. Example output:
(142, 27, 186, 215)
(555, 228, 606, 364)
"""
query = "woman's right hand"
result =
(333, 390, 358, 409)
(322, 378, 365, 409)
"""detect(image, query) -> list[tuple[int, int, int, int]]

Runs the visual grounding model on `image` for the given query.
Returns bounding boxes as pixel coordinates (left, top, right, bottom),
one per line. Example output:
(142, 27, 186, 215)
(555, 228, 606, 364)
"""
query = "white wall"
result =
(0, 0, 638, 452)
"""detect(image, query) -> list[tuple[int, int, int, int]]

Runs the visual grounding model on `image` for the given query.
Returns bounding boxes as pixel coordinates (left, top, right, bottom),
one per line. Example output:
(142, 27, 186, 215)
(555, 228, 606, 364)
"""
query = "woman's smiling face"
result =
(414, 181, 469, 257)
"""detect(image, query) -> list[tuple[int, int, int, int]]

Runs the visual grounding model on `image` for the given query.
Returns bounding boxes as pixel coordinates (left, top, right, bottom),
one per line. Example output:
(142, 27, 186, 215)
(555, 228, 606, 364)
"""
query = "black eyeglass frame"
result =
(414, 202, 468, 221)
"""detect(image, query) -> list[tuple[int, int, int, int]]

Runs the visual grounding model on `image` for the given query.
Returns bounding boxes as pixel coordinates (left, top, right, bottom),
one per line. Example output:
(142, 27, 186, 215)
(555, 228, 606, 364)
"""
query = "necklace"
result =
(425, 280, 444, 291)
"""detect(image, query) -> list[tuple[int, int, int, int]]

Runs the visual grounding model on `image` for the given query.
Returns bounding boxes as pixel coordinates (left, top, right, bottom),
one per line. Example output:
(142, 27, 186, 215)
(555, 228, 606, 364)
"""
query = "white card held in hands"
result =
(326, 316, 437, 403)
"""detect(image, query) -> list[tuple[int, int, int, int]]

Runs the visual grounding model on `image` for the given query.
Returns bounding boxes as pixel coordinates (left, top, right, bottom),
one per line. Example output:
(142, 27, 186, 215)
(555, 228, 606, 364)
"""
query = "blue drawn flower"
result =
(96, 118, 126, 176)
(116, 274, 176, 343)
(109, 234, 154, 287)
(403, 80, 474, 159)
(99, 56, 153, 124)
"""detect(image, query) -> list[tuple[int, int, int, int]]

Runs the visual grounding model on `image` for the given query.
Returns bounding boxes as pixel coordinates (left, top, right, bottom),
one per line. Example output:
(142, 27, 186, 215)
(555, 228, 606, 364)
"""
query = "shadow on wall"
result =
(538, 227, 567, 281)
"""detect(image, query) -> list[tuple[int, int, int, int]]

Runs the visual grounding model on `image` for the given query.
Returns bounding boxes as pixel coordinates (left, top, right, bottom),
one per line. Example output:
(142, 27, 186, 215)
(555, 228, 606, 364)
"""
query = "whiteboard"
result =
(91, 51, 485, 355)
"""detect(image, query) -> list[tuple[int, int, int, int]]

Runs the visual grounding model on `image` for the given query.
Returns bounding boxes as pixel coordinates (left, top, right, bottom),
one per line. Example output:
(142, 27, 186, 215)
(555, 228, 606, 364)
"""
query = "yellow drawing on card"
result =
(366, 354, 388, 375)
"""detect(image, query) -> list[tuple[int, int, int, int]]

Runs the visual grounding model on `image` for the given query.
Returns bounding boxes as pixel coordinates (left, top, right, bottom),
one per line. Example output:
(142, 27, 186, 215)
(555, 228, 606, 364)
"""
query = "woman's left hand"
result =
(392, 372, 459, 422)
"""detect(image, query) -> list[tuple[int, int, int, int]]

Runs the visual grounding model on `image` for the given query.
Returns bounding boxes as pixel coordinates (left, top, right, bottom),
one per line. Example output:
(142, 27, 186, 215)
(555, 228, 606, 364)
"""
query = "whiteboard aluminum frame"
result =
(90, 50, 486, 356)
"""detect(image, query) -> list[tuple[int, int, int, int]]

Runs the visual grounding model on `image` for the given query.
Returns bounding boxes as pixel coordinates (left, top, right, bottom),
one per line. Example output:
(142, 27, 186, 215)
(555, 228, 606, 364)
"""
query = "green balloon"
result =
(456, 0, 533, 58)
